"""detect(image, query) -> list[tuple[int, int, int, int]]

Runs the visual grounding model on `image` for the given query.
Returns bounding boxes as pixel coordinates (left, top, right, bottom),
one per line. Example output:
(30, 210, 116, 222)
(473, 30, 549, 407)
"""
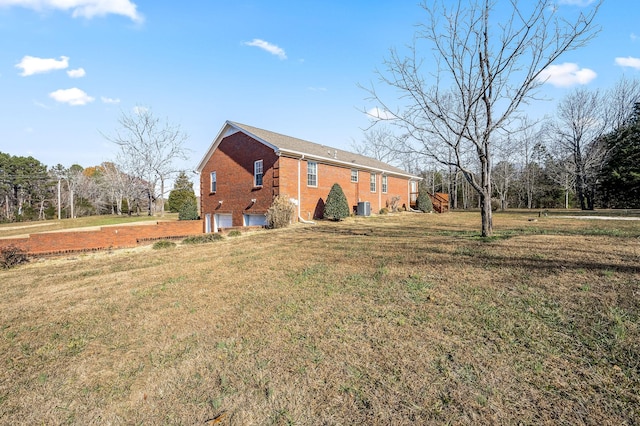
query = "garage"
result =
(214, 213, 233, 231)
(244, 213, 267, 227)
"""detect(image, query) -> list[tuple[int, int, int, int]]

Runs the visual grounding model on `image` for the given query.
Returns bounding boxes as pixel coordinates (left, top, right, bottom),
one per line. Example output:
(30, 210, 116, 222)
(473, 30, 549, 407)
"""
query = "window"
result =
(307, 161, 317, 187)
(382, 175, 388, 193)
(351, 169, 358, 183)
(370, 173, 377, 192)
(210, 171, 217, 193)
(254, 160, 263, 187)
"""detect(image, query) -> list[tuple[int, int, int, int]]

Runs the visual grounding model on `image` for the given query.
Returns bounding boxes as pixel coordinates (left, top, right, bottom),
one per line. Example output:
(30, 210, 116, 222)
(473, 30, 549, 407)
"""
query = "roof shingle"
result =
(229, 121, 416, 178)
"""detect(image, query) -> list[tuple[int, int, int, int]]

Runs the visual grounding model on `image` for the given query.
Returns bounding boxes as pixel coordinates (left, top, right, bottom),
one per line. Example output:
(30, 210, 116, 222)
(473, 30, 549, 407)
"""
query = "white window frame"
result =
(307, 161, 318, 187)
(382, 175, 388, 193)
(210, 171, 217, 193)
(254, 159, 263, 187)
(351, 169, 358, 183)
(370, 173, 377, 193)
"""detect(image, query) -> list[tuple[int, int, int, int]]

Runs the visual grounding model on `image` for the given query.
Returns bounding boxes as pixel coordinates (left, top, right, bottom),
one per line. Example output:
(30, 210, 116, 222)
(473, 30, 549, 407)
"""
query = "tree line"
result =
(1, 108, 194, 223)
(356, 78, 640, 213)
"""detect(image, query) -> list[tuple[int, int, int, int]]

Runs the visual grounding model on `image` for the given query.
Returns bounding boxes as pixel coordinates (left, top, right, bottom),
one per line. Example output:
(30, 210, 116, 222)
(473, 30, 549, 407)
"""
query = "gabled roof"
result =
(197, 121, 420, 179)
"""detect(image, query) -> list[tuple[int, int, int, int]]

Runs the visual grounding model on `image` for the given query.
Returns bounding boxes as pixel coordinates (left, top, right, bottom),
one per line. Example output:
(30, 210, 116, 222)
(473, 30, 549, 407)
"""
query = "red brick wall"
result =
(278, 156, 412, 220)
(200, 132, 279, 227)
(0, 220, 203, 255)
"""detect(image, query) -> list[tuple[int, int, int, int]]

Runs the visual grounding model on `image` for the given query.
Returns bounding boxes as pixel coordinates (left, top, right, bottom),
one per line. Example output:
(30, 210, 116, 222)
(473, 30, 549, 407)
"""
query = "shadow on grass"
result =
(302, 226, 639, 276)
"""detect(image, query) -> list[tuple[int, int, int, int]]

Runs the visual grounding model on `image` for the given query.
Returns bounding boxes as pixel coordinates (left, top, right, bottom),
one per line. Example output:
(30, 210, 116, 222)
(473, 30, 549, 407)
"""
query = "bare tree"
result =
(104, 108, 189, 216)
(607, 76, 640, 131)
(351, 126, 424, 174)
(549, 88, 608, 210)
(352, 126, 402, 164)
(519, 123, 545, 209)
(493, 159, 517, 211)
(362, 0, 600, 236)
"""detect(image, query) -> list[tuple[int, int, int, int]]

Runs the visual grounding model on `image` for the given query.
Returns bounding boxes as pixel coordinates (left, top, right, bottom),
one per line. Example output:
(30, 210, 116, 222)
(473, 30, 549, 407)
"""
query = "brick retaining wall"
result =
(0, 220, 204, 255)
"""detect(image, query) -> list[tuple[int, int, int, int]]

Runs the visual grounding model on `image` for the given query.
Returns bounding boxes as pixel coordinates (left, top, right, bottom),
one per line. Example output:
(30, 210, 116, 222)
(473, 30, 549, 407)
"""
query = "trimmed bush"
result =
(228, 229, 242, 237)
(416, 183, 433, 213)
(152, 240, 176, 250)
(1, 245, 29, 269)
(266, 195, 295, 229)
(379, 207, 389, 215)
(182, 234, 224, 244)
(324, 183, 350, 221)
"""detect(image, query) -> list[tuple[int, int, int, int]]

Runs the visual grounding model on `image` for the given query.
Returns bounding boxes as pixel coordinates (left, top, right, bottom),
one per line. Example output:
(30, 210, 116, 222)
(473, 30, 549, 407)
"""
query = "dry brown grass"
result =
(1, 211, 638, 424)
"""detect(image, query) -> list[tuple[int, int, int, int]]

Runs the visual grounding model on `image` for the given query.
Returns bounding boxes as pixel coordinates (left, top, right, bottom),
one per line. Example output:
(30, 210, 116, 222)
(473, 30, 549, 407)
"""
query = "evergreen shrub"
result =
(178, 199, 199, 220)
(416, 183, 433, 213)
(152, 240, 176, 249)
(324, 183, 350, 221)
(182, 234, 224, 244)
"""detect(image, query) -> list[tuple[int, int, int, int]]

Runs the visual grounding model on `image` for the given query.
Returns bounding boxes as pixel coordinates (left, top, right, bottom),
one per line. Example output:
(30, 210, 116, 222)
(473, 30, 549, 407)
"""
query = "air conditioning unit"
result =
(357, 201, 370, 216)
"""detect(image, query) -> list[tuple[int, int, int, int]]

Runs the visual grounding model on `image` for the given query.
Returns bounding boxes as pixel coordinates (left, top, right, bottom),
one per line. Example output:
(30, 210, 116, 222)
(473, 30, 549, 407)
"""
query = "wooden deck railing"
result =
(409, 192, 449, 213)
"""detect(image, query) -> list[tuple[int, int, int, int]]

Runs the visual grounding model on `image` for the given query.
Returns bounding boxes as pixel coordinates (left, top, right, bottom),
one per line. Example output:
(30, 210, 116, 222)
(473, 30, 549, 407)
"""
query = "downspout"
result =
(297, 154, 315, 224)
(378, 173, 382, 212)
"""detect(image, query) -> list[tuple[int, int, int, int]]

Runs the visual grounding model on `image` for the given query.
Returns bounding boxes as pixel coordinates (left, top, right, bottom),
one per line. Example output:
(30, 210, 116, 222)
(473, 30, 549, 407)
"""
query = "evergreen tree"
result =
(599, 103, 640, 208)
(416, 182, 433, 213)
(167, 172, 197, 213)
(178, 198, 199, 220)
(324, 183, 350, 221)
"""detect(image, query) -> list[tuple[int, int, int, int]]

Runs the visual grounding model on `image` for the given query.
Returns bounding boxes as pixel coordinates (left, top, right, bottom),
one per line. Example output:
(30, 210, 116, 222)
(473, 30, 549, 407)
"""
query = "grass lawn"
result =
(1, 211, 638, 424)
(0, 214, 178, 238)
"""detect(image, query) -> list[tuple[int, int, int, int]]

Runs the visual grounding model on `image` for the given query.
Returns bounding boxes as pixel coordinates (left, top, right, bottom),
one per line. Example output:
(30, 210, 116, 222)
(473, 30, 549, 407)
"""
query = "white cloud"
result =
(367, 107, 396, 120)
(67, 67, 86, 78)
(101, 96, 120, 104)
(537, 63, 596, 87)
(16, 55, 69, 76)
(49, 87, 95, 106)
(615, 57, 640, 70)
(243, 39, 287, 60)
(631, 33, 638, 42)
(0, 0, 143, 22)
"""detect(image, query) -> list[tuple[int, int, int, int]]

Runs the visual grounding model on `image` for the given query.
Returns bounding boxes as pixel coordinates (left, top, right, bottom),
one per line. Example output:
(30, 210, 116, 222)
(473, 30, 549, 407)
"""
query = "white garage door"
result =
(215, 214, 233, 230)
(244, 214, 267, 227)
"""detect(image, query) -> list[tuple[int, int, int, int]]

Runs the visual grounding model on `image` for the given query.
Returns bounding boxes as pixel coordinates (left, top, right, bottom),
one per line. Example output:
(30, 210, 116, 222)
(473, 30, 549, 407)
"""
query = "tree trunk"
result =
(159, 178, 165, 217)
(480, 191, 493, 237)
(480, 145, 493, 237)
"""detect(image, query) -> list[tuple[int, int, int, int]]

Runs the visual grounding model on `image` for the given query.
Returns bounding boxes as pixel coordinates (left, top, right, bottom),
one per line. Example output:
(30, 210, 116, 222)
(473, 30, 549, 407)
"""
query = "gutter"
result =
(277, 148, 421, 180)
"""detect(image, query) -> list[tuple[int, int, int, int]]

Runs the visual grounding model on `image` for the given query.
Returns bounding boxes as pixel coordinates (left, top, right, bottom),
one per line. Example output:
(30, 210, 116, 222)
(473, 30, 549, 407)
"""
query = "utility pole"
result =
(57, 178, 61, 220)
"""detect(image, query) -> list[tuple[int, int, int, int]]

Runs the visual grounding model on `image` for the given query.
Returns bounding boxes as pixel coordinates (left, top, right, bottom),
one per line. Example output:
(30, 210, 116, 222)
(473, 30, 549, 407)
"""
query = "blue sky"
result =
(1, 0, 639, 174)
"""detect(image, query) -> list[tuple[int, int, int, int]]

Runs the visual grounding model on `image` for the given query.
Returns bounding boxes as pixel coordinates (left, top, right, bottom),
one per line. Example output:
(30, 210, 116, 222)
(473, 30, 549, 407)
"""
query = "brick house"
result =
(196, 121, 422, 232)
